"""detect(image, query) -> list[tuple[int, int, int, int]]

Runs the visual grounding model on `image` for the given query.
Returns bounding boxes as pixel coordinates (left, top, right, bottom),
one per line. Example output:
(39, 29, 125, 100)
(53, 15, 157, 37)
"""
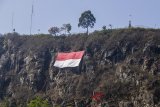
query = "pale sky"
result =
(0, 0, 160, 34)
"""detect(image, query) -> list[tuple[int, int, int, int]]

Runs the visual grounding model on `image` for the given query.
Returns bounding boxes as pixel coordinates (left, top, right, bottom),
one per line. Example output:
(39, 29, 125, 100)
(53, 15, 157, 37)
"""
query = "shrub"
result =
(0, 98, 9, 107)
(27, 96, 51, 107)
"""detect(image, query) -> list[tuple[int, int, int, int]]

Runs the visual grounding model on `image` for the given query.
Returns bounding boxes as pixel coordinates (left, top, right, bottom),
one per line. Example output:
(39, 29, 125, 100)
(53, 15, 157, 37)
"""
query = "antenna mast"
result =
(129, 14, 132, 28)
(30, 0, 34, 36)
(11, 12, 14, 32)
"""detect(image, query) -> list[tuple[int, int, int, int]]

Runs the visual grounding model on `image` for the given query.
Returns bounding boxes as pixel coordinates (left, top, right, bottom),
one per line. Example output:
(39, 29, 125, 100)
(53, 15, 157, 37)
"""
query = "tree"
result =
(78, 10, 96, 35)
(27, 96, 50, 107)
(109, 24, 112, 29)
(48, 27, 60, 36)
(102, 25, 106, 30)
(61, 24, 72, 34)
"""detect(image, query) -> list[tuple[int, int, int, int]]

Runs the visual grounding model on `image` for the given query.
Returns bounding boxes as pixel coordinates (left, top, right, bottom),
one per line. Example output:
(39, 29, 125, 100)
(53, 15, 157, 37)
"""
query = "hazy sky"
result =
(0, 0, 160, 34)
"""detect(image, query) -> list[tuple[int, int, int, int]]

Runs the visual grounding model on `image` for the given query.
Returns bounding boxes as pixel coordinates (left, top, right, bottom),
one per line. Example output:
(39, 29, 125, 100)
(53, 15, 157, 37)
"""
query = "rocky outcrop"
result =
(0, 28, 159, 106)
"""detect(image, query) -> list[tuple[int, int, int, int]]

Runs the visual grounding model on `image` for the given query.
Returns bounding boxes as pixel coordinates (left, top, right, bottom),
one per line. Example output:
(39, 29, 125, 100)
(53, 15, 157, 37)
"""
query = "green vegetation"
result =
(48, 27, 60, 36)
(27, 97, 51, 107)
(78, 10, 96, 35)
(0, 98, 9, 107)
(102, 25, 106, 30)
(48, 23, 72, 36)
(48, 10, 96, 36)
(61, 23, 72, 34)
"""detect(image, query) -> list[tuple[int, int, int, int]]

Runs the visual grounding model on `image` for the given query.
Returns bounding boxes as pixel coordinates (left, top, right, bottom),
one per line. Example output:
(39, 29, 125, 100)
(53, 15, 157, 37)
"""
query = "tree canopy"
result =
(78, 10, 96, 35)
(48, 27, 60, 36)
(62, 23, 72, 34)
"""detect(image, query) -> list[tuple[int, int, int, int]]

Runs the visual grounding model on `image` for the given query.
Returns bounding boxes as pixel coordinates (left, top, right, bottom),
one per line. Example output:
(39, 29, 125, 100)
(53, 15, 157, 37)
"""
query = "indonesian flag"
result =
(54, 51, 85, 68)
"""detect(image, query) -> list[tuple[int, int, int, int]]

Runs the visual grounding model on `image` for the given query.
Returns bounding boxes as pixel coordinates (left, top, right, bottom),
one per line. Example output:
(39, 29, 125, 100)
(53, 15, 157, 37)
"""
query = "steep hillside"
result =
(0, 28, 160, 107)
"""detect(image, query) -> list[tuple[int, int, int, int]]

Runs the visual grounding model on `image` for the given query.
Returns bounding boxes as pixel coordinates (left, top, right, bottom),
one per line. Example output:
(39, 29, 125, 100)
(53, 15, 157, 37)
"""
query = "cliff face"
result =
(0, 28, 160, 107)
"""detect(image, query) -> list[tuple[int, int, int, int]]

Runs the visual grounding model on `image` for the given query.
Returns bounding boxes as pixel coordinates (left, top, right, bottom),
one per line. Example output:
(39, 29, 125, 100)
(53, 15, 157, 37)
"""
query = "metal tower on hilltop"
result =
(11, 12, 15, 32)
(30, 0, 34, 36)
(129, 14, 132, 28)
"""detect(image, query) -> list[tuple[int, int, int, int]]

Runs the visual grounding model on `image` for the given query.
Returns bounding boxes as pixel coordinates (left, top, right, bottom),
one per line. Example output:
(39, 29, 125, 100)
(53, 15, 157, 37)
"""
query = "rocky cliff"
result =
(0, 28, 160, 107)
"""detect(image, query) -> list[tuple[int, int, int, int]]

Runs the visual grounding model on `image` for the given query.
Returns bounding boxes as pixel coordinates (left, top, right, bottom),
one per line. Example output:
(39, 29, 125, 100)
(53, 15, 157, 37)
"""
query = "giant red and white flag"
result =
(54, 51, 85, 68)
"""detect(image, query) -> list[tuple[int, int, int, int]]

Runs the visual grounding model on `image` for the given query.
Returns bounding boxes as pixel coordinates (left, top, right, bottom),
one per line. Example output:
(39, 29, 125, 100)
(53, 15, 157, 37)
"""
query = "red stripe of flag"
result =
(56, 51, 85, 61)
